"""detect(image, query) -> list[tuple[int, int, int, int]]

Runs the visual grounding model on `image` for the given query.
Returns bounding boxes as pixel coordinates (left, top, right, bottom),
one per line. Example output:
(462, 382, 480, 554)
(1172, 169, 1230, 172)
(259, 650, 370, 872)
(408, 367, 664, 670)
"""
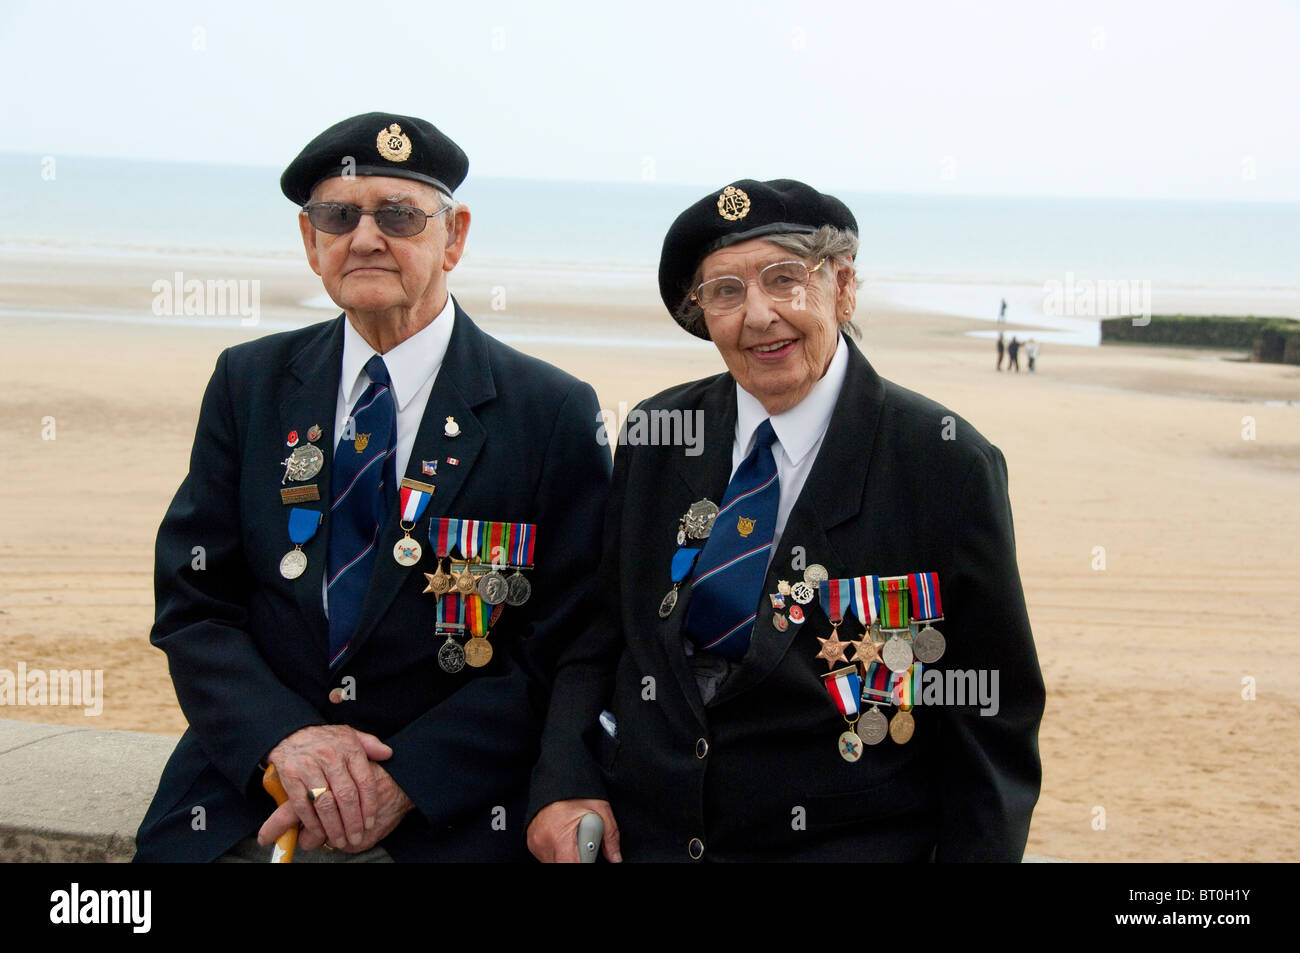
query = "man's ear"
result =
(298, 211, 322, 276)
(442, 205, 472, 272)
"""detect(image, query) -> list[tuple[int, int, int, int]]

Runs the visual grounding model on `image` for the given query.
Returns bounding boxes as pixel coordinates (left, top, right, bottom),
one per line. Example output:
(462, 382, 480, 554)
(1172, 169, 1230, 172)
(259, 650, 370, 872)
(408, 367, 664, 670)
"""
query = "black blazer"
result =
(135, 301, 612, 861)
(529, 334, 1044, 861)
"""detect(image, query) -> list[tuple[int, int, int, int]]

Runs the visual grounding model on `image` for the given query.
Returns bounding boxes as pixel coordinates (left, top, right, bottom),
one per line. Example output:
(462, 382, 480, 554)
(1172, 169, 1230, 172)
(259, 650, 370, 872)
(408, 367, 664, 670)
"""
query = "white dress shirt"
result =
(732, 333, 849, 558)
(323, 295, 455, 613)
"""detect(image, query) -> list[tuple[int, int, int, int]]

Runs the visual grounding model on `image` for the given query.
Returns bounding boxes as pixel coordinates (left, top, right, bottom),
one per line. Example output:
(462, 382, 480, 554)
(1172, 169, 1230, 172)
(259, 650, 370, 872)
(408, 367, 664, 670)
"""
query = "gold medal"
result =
(464, 636, 493, 668)
(889, 709, 915, 744)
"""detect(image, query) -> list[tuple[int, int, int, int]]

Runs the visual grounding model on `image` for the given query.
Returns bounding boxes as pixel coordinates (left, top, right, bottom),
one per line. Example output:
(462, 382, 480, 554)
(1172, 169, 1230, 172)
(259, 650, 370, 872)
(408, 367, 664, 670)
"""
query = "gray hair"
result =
(674, 225, 863, 339)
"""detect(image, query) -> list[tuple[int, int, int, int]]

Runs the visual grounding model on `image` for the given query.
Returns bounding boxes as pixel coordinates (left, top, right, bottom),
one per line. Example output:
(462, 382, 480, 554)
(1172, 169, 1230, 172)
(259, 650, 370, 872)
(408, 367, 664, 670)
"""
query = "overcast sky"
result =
(2, 0, 1297, 200)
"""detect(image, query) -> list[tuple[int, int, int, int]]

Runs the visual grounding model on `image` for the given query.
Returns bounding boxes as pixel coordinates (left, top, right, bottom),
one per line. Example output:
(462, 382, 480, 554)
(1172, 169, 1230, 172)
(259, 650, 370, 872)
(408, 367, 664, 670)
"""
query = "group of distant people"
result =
(995, 299, 1037, 372)
(995, 332, 1037, 373)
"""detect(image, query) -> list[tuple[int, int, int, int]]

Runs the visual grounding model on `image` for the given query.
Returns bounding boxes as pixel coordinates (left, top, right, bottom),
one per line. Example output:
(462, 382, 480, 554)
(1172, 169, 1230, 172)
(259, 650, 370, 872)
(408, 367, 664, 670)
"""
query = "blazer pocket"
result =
(803, 771, 937, 831)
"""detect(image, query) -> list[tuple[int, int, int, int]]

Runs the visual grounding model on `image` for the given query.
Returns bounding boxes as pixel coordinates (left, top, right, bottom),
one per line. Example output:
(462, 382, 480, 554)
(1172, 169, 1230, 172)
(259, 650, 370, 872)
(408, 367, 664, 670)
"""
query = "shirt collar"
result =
(339, 295, 456, 412)
(734, 334, 849, 466)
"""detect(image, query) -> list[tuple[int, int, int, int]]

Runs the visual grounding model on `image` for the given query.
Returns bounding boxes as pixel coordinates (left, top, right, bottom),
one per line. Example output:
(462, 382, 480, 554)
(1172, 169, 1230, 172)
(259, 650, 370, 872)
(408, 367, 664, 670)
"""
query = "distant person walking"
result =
(1026, 338, 1039, 373)
(996, 332, 1005, 371)
(999, 298, 1007, 323)
(1008, 335, 1021, 372)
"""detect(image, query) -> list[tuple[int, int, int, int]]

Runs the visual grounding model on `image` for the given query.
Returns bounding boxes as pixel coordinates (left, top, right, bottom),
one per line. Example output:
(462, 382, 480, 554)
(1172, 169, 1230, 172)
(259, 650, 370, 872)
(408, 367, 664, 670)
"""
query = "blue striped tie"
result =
(682, 418, 779, 660)
(326, 355, 397, 665)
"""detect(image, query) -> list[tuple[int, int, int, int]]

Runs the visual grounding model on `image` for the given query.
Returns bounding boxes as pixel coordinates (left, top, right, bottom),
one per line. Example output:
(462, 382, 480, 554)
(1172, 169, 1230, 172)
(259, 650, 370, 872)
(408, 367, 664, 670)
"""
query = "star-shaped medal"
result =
(815, 630, 851, 669)
(850, 635, 882, 666)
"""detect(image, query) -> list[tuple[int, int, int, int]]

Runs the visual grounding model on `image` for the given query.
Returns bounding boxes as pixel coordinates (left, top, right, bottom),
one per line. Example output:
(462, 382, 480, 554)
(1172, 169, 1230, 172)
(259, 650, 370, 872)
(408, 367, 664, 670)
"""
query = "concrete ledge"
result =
(0, 717, 177, 862)
(0, 717, 1070, 862)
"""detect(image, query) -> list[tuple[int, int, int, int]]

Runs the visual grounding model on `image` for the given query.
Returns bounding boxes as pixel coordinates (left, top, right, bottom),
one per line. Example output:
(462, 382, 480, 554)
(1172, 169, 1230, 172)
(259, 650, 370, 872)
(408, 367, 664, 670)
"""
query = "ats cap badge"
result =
(717, 185, 750, 221)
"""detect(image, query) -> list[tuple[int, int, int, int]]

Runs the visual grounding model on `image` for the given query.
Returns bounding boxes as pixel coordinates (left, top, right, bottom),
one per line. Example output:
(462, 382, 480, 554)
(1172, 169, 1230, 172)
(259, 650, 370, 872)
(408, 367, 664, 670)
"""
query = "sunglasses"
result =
(301, 201, 452, 238)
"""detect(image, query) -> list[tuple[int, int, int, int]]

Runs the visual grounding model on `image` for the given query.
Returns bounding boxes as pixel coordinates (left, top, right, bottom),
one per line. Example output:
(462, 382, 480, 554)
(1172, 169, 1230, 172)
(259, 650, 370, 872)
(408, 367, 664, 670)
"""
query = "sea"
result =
(3, 152, 1298, 346)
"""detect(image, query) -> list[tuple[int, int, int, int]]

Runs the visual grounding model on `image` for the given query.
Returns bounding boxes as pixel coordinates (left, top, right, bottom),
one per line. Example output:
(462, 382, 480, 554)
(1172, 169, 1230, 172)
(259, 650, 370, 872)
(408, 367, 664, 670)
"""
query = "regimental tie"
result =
(682, 419, 780, 661)
(326, 355, 397, 666)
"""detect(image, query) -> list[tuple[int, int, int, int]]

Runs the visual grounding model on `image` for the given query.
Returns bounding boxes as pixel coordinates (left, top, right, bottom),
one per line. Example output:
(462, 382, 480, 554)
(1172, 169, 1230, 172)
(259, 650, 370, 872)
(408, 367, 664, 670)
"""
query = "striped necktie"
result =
(682, 418, 779, 660)
(326, 355, 397, 665)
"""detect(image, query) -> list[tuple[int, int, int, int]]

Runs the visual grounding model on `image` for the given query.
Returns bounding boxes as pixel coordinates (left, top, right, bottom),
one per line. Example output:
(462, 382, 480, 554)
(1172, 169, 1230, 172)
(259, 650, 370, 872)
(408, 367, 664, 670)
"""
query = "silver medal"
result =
(279, 549, 307, 579)
(505, 571, 532, 606)
(280, 443, 324, 484)
(803, 563, 829, 585)
(683, 499, 719, 540)
(478, 571, 509, 605)
(859, 706, 889, 745)
(437, 637, 466, 674)
(913, 624, 946, 663)
(882, 634, 914, 672)
(658, 588, 678, 618)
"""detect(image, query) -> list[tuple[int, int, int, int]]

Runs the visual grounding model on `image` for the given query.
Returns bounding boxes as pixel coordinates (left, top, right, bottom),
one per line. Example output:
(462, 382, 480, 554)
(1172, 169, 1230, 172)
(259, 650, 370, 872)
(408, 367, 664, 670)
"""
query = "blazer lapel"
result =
(277, 317, 345, 657)
(336, 300, 495, 668)
(714, 334, 889, 705)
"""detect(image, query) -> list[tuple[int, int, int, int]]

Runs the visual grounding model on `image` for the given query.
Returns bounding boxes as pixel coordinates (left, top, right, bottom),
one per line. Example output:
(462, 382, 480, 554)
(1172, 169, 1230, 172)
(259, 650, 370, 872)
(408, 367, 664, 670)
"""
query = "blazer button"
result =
(688, 837, 704, 860)
(695, 738, 708, 759)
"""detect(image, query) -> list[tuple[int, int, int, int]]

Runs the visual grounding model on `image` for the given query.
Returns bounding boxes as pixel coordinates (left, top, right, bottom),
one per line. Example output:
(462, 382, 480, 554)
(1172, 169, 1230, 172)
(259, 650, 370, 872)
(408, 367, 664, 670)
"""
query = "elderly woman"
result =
(527, 179, 1044, 862)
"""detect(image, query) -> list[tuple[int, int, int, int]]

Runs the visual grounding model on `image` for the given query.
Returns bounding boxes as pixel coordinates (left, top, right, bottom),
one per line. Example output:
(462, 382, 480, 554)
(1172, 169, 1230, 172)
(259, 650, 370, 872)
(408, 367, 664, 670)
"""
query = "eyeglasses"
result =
(301, 201, 452, 238)
(691, 259, 826, 314)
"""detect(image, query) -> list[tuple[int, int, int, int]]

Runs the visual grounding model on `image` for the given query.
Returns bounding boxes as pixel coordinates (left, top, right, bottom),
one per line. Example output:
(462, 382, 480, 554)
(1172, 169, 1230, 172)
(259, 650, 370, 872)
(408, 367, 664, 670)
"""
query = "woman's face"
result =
(699, 238, 855, 415)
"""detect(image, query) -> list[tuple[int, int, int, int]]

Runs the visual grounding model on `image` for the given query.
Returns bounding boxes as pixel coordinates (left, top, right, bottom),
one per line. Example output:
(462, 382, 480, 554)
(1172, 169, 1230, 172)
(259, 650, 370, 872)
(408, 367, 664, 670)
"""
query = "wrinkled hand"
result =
(527, 799, 622, 863)
(257, 725, 393, 851)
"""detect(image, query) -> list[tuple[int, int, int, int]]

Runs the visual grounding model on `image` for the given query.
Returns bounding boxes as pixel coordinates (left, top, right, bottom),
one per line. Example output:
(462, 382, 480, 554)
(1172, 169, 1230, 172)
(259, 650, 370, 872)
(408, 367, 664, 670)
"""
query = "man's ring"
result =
(308, 786, 329, 802)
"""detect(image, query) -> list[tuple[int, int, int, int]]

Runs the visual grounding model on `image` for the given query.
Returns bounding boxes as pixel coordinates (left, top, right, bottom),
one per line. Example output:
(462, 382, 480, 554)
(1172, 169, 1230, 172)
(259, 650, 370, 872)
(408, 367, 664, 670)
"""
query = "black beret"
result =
(658, 178, 858, 338)
(281, 112, 468, 206)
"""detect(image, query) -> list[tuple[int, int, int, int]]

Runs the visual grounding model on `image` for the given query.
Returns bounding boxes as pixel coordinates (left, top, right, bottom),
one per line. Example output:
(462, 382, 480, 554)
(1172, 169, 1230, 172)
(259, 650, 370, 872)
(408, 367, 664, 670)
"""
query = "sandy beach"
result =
(1, 249, 1298, 863)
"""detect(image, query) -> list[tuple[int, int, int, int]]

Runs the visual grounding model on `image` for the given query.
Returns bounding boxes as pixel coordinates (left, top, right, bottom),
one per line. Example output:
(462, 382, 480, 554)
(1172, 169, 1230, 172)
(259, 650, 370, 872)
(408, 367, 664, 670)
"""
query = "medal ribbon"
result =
(848, 575, 879, 626)
(860, 662, 896, 704)
(436, 592, 465, 632)
(512, 522, 536, 568)
(461, 519, 481, 560)
(817, 578, 851, 625)
(430, 518, 459, 559)
(822, 666, 862, 717)
(288, 507, 322, 545)
(908, 571, 943, 620)
(878, 576, 910, 629)
(398, 484, 434, 525)
(465, 595, 492, 637)
(487, 522, 507, 568)
(891, 662, 922, 711)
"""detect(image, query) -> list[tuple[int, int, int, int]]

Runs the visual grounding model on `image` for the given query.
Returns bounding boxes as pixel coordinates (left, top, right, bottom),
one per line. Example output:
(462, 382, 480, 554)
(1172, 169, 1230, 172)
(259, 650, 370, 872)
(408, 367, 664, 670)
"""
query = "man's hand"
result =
(527, 799, 622, 863)
(257, 725, 392, 851)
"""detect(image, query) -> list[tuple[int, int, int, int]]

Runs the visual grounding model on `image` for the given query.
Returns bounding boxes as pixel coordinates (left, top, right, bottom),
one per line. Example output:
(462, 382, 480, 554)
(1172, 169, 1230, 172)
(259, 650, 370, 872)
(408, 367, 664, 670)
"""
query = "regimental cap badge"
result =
(377, 123, 413, 163)
(717, 185, 751, 221)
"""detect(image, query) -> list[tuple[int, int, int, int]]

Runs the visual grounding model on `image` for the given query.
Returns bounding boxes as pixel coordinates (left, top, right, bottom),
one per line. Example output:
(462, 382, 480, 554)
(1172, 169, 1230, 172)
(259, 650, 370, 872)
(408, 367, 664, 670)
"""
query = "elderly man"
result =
(527, 179, 1043, 862)
(134, 113, 611, 862)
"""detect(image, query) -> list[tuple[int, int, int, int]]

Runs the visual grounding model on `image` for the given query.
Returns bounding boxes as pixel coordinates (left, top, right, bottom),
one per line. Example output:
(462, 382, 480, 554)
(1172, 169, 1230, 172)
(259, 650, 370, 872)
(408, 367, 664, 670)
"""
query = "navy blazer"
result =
(529, 333, 1044, 861)
(135, 301, 612, 861)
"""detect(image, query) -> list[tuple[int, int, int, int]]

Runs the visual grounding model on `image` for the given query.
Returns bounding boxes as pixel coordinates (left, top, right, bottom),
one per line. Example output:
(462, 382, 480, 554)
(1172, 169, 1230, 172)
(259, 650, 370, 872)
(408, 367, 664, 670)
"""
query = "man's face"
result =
(298, 175, 471, 316)
(699, 238, 854, 414)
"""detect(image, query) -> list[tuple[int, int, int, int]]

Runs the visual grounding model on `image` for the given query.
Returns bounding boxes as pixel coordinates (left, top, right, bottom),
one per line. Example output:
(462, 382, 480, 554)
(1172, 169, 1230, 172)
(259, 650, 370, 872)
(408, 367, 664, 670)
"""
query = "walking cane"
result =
(261, 764, 297, 864)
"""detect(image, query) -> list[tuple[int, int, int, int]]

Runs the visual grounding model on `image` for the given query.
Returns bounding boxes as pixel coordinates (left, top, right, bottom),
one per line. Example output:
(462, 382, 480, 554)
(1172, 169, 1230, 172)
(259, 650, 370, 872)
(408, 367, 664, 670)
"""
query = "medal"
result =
(889, 710, 915, 744)
(907, 572, 946, 662)
(280, 443, 324, 484)
(803, 563, 828, 585)
(393, 478, 435, 567)
(464, 592, 494, 668)
(453, 562, 477, 594)
(858, 705, 889, 745)
(477, 522, 509, 604)
(279, 507, 322, 580)
(660, 545, 701, 619)
(435, 593, 467, 674)
(424, 518, 460, 597)
(682, 499, 719, 540)
(823, 666, 864, 762)
(815, 578, 853, 668)
(815, 630, 851, 668)
(505, 571, 532, 606)
(882, 633, 914, 672)
(437, 637, 466, 674)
